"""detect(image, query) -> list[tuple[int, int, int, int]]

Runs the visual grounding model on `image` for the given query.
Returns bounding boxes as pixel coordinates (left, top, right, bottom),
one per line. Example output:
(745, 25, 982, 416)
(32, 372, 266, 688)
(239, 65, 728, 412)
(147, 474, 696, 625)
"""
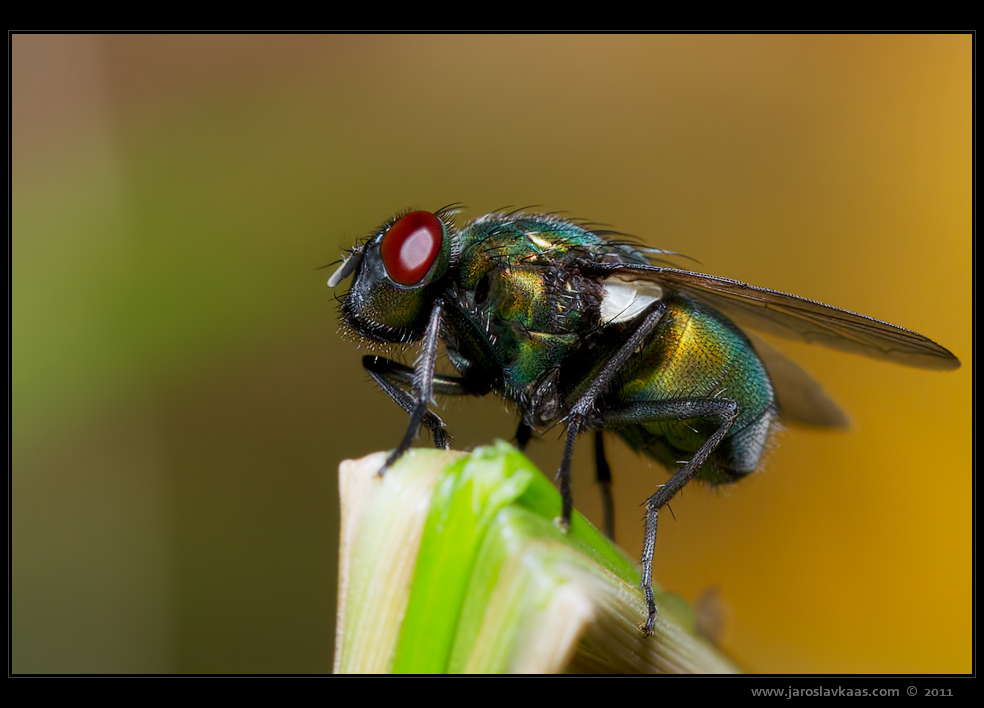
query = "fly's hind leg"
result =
(598, 398, 739, 635)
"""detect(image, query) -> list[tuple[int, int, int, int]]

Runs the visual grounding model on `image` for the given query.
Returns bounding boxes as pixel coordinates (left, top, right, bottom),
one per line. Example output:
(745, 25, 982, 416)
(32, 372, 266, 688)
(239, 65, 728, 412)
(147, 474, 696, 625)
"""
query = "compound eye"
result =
(380, 211, 444, 285)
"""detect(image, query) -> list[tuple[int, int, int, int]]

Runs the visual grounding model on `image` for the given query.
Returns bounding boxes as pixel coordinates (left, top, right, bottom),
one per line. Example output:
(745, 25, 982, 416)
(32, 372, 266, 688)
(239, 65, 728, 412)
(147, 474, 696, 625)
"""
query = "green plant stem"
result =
(334, 442, 739, 674)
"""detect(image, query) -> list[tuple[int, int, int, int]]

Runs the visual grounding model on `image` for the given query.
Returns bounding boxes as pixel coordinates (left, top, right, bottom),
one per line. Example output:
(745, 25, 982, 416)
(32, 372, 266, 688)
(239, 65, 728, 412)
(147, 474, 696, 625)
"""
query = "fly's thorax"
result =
(488, 266, 604, 333)
(451, 212, 656, 346)
(455, 212, 651, 286)
(456, 262, 608, 407)
(339, 210, 454, 343)
(444, 210, 673, 419)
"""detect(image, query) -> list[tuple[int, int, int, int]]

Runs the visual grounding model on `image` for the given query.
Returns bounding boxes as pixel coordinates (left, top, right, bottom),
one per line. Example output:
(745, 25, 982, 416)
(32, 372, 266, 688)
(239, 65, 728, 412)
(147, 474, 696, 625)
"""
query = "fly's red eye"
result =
(380, 211, 444, 285)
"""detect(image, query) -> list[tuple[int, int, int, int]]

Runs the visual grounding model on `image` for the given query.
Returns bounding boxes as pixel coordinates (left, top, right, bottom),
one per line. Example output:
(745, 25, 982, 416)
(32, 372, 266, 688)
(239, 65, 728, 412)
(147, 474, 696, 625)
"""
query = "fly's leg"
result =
(363, 354, 484, 451)
(366, 297, 503, 473)
(378, 299, 444, 475)
(514, 421, 533, 452)
(594, 432, 615, 541)
(517, 424, 616, 541)
(363, 355, 481, 398)
(363, 357, 454, 450)
(598, 398, 739, 635)
(557, 301, 666, 530)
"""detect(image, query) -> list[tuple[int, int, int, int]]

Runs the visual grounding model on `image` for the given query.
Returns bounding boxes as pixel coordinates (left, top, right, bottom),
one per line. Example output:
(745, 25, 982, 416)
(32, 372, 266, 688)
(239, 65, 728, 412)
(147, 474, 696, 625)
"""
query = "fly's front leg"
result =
(557, 300, 667, 530)
(363, 356, 453, 450)
(599, 398, 739, 635)
(378, 299, 444, 475)
(366, 296, 502, 471)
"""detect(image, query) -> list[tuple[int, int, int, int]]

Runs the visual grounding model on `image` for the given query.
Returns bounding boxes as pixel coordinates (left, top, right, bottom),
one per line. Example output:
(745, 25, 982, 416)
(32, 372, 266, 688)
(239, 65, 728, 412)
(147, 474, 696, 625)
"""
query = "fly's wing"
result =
(583, 262, 961, 371)
(747, 333, 848, 428)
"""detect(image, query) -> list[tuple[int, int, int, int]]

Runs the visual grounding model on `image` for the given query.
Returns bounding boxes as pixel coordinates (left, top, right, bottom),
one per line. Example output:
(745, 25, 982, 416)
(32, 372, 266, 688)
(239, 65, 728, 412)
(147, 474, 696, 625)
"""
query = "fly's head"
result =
(328, 208, 457, 344)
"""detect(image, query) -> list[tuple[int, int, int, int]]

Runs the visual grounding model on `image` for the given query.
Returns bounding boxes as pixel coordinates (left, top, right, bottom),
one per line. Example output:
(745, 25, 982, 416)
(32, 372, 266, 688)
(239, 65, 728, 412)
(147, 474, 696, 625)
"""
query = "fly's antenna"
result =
(327, 245, 365, 288)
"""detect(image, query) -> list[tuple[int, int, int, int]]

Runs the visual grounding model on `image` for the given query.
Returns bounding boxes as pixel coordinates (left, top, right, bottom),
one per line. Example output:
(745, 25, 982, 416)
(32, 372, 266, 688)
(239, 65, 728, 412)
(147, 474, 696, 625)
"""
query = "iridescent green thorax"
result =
(455, 214, 651, 288)
(450, 214, 650, 401)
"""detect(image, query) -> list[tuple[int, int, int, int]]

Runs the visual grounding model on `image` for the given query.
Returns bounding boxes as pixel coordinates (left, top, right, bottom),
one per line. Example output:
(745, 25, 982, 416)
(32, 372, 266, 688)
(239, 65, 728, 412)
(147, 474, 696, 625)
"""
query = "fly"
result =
(327, 205, 960, 635)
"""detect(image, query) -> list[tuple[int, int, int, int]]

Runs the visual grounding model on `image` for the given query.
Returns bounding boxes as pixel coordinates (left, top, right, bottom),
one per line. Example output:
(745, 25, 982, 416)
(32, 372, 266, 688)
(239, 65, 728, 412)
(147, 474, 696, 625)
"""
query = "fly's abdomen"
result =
(611, 295, 777, 484)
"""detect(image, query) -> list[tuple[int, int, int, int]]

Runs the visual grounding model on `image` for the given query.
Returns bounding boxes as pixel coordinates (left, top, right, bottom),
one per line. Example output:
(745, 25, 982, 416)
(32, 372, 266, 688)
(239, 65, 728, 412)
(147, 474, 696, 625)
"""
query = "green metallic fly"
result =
(327, 205, 960, 635)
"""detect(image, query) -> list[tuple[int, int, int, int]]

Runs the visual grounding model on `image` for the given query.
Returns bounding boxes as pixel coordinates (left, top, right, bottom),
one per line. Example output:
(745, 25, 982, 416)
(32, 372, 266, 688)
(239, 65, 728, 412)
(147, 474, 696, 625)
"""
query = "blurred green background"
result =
(12, 34, 970, 673)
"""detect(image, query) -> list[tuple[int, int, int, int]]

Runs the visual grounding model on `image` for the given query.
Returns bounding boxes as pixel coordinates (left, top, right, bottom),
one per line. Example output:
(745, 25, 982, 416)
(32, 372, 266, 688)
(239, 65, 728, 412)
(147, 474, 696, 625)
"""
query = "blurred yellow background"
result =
(12, 34, 970, 673)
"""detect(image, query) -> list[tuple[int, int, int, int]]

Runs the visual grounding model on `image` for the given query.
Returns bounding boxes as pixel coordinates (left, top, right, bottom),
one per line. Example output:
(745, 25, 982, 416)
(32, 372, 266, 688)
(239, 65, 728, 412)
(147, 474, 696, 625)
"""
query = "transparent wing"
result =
(747, 333, 848, 428)
(584, 262, 960, 371)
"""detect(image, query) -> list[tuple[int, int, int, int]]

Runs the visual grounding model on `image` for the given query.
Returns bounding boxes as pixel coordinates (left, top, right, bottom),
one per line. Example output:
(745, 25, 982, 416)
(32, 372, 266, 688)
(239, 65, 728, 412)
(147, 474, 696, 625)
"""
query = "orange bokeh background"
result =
(13, 34, 970, 673)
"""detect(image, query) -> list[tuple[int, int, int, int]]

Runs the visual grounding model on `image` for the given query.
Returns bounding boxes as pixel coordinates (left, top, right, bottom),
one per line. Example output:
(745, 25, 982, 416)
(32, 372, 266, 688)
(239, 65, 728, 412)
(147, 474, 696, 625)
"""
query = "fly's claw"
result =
(640, 609, 659, 637)
(377, 448, 406, 477)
